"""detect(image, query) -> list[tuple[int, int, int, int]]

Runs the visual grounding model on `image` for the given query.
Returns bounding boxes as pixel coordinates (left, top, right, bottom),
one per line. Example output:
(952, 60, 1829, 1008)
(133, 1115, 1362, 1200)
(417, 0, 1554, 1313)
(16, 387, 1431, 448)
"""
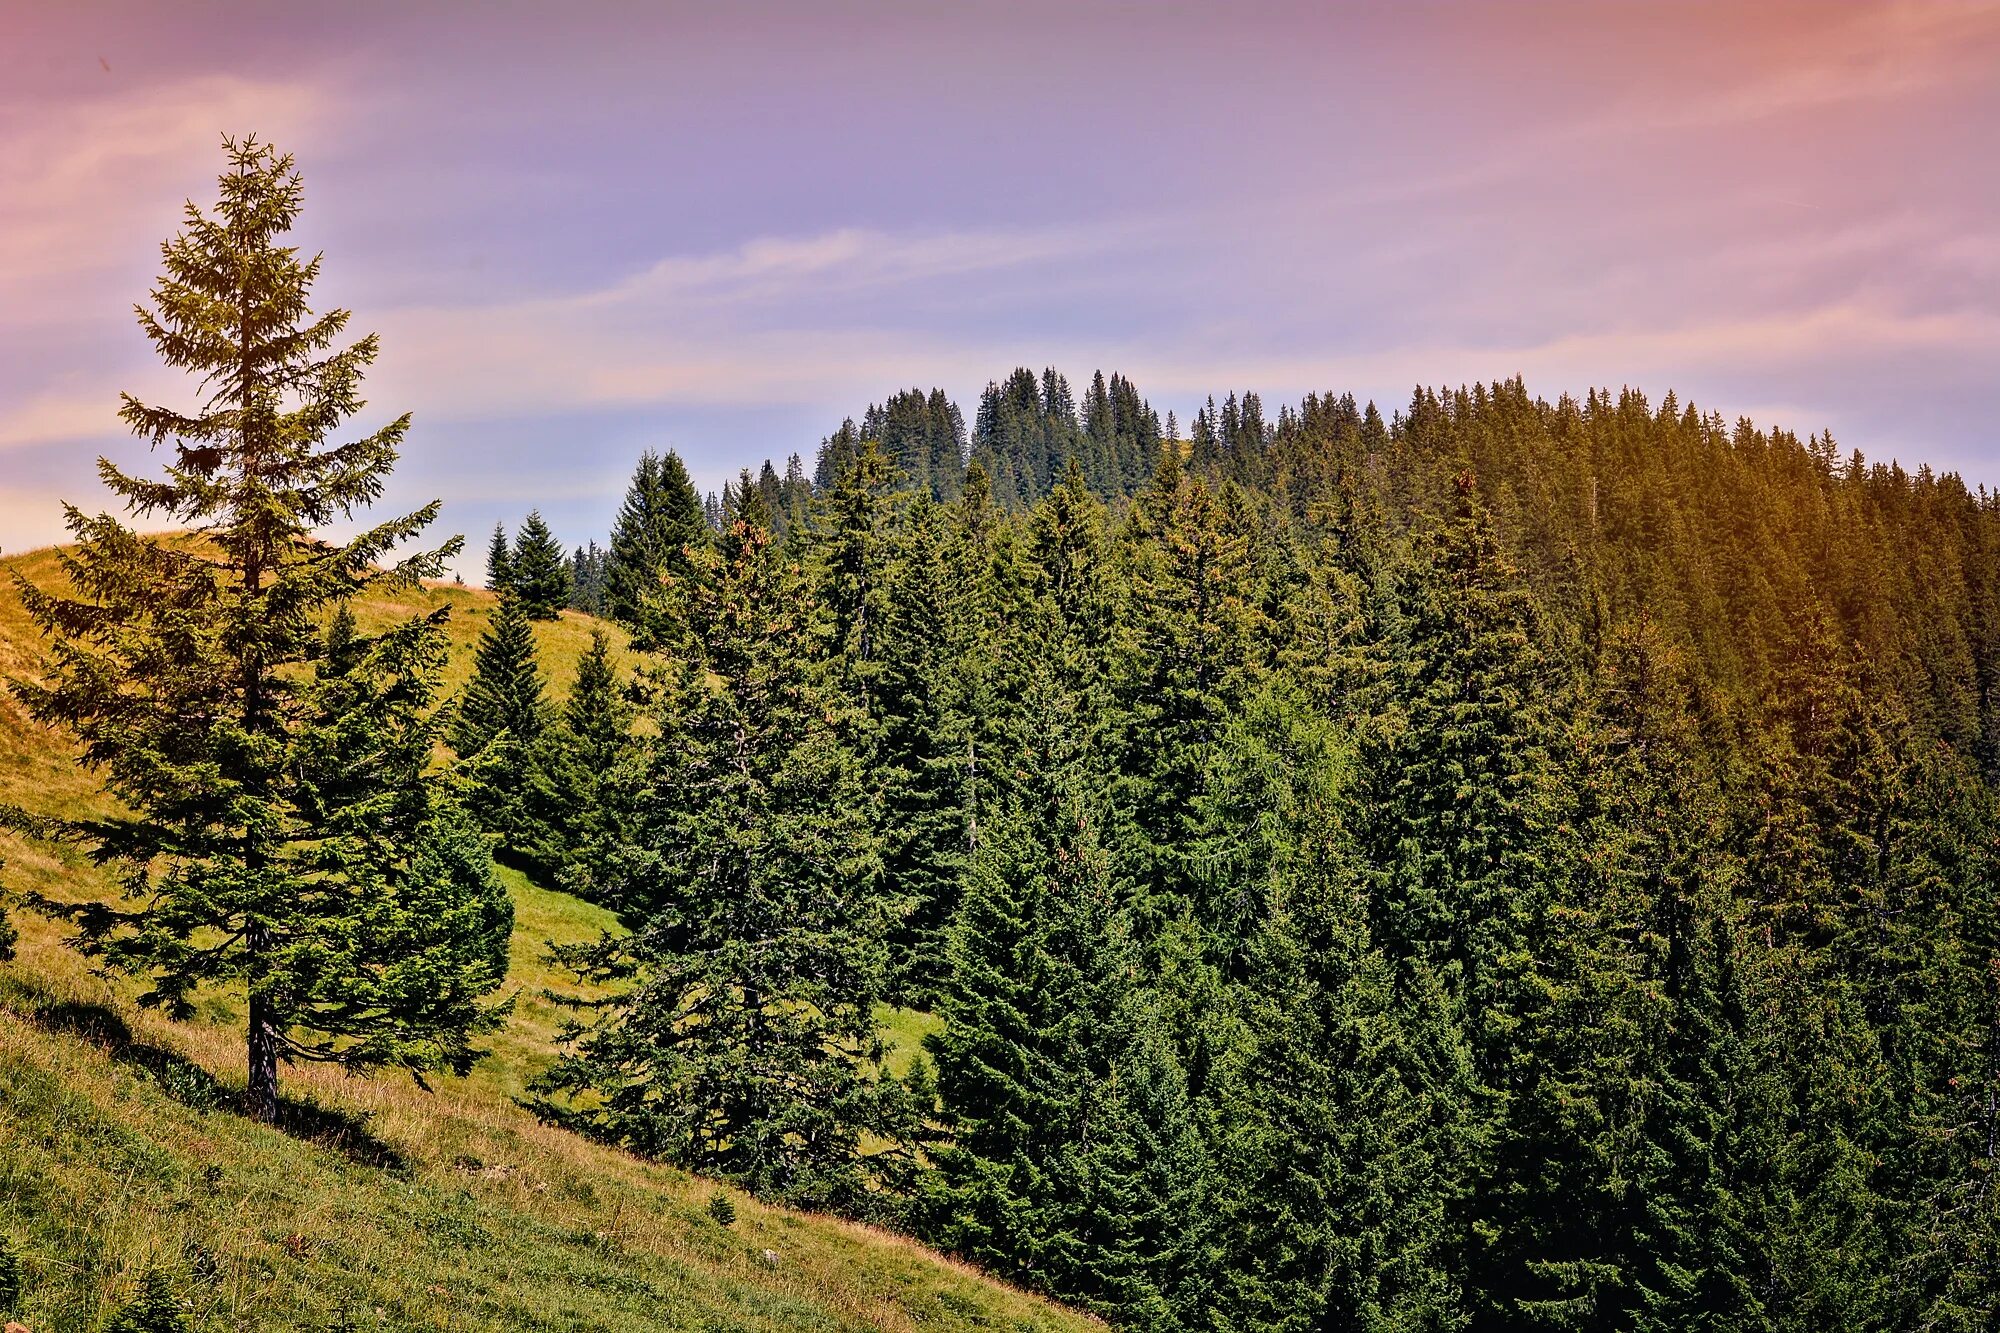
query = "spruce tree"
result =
(1026, 458, 1117, 687)
(509, 509, 571, 619)
(1470, 717, 1655, 1332)
(518, 627, 630, 890)
(1584, 617, 1761, 1333)
(877, 462, 1023, 1001)
(559, 626, 628, 769)
(1353, 470, 1559, 1323)
(1204, 689, 1464, 1330)
(875, 496, 980, 999)
(567, 540, 607, 613)
(1869, 746, 2000, 1331)
(450, 594, 547, 848)
(815, 435, 900, 717)
(604, 448, 704, 633)
(291, 601, 514, 1077)
(815, 418, 864, 492)
(485, 521, 513, 591)
(531, 516, 895, 1208)
(1364, 471, 1551, 996)
(7, 137, 509, 1124)
(923, 659, 1195, 1321)
(451, 595, 546, 759)
(1116, 454, 1266, 921)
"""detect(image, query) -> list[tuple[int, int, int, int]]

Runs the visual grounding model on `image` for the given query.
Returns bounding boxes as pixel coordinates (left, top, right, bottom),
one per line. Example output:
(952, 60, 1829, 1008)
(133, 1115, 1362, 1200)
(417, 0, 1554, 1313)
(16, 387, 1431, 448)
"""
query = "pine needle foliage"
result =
(532, 517, 898, 1209)
(104, 1269, 190, 1333)
(510, 510, 572, 619)
(604, 449, 705, 635)
(6, 137, 511, 1123)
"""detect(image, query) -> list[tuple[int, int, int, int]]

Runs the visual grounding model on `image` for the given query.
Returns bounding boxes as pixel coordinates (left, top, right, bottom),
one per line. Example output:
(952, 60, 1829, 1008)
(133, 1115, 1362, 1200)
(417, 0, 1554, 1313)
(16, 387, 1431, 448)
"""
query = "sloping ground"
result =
(0, 545, 1089, 1333)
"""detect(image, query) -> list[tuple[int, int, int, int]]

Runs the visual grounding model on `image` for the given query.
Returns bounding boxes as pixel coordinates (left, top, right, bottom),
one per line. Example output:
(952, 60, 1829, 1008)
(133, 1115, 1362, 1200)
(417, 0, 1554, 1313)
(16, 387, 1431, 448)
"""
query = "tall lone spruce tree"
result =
(451, 594, 547, 758)
(8, 138, 512, 1123)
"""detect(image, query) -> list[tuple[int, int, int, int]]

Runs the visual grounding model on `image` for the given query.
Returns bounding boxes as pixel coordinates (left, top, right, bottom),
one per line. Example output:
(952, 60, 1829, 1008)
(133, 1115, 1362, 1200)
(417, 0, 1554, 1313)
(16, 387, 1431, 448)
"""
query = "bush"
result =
(156, 1056, 225, 1113)
(105, 1269, 190, 1333)
(707, 1191, 738, 1227)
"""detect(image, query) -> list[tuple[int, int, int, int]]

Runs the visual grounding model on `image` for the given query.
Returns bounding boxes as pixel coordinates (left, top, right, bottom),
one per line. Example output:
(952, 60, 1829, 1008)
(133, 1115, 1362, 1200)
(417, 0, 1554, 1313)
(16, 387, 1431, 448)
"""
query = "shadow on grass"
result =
(272, 1092, 407, 1172)
(29, 998, 407, 1171)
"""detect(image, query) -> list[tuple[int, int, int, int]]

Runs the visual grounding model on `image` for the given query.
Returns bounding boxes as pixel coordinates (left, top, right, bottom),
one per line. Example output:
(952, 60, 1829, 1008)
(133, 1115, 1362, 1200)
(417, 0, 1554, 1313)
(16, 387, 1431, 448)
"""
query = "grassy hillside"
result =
(0, 544, 1089, 1333)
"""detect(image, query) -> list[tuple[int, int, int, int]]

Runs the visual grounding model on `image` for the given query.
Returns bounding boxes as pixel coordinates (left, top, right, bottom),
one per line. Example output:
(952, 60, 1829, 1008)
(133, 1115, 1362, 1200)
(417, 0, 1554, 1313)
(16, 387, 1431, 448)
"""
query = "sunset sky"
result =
(3, 1, 1996, 565)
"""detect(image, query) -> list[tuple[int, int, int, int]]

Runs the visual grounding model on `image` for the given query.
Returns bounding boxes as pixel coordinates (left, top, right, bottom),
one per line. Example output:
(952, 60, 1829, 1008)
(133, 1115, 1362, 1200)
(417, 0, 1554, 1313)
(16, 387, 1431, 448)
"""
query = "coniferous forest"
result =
(7, 141, 2000, 1333)
(514, 375, 2000, 1332)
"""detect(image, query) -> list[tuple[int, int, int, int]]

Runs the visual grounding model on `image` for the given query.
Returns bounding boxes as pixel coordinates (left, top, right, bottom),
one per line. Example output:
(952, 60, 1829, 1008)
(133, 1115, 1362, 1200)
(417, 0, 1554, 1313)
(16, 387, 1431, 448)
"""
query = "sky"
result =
(2, 0, 1997, 570)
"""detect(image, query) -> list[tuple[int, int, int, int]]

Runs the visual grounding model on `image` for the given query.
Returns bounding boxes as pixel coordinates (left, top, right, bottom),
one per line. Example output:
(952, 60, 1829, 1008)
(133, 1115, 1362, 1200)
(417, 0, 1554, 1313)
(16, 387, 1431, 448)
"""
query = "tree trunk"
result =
(246, 926, 280, 1123)
(246, 1006, 280, 1124)
(239, 252, 280, 1128)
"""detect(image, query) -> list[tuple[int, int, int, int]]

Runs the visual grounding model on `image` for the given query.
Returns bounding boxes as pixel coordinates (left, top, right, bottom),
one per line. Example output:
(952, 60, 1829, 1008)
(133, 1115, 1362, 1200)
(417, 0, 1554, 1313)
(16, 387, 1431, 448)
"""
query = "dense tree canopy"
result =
(533, 368, 2000, 1331)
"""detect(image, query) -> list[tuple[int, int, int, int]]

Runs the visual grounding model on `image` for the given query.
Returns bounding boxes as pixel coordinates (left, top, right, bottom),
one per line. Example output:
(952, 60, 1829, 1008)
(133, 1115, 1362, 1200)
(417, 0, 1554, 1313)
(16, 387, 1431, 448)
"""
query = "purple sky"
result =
(3, 1, 1997, 568)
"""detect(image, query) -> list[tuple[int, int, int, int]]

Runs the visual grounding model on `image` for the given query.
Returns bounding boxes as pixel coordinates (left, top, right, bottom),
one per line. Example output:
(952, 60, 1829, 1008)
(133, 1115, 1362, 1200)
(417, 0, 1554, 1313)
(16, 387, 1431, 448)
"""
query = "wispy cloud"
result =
(0, 389, 126, 451)
(0, 220, 1130, 452)
(1329, 1, 2000, 218)
(1644, 1, 2000, 131)
(362, 223, 1142, 414)
(0, 74, 327, 321)
(601, 225, 1129, 310)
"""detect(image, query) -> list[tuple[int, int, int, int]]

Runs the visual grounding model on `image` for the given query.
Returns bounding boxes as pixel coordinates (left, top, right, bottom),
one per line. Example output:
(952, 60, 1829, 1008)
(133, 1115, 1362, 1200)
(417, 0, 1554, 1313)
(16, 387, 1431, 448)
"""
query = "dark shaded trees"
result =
(515, 364, 2000, 1329)
(567, 539, 607, 614)
(874, 477, 1008, 1002)
(859, 387, 968, 500)
(531, 515, 898, 1208)
(923, 661, 1200, 1325)
(485, 521, 512, 591)
(516, 627, 630, 892)
(1202, 689, 1464, 1331)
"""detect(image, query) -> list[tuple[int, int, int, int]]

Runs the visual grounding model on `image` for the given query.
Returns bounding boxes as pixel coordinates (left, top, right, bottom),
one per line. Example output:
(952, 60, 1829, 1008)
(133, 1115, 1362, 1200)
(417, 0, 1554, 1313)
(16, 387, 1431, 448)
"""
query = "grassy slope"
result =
(0, 545, 1084, 1333)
